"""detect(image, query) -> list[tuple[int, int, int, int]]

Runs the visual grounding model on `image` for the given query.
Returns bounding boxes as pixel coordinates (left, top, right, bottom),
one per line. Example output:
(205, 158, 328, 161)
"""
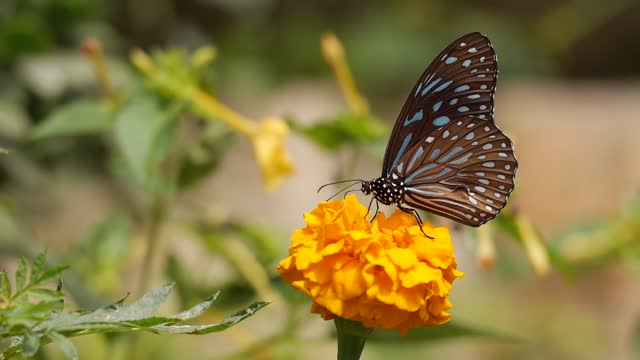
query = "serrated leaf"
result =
(32, 100, 112, 140)
(48, 332, 79, 360)
(28, 288, 64, 302)
(21, 332, 40, 356)
(367, 322, 525, 343)
(170, 292, 219, 321)
(1, 271, 11, 298)
(14, 256, 28, 292)
(31, 251, 47, 282)
(32, 265, 69, 287)
(114, 97, 179, 189)
(74, 284, 172, 324)
(126, 316, 176, 328)
(151, 301, 269, 334)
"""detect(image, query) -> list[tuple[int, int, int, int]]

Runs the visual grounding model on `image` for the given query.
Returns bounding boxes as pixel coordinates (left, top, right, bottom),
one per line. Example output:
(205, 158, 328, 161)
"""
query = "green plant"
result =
(0, 252, 267, 359)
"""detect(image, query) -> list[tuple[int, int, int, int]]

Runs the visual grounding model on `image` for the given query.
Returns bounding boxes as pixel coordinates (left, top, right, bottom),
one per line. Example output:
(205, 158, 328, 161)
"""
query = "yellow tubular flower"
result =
(321, 33, 369, 116)
(278, 195, 463, 335)
(130, 48, 295, 190)
(250, 117, 295, 191)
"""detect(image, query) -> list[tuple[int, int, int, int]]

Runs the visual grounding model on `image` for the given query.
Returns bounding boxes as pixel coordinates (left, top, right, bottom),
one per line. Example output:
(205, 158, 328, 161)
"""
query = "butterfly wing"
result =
(382, 32, 498, 177)
(393, 116, 517, 226)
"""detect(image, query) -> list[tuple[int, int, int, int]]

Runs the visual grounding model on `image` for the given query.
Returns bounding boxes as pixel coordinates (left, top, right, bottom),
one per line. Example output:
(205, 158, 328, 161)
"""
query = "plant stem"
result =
(334, 317, 372, 360)
(138, 195, 166, 293)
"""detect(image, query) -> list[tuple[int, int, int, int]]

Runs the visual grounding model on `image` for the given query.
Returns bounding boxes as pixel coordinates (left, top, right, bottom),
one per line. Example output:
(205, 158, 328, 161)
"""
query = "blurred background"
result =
(2, 0, 640, 359)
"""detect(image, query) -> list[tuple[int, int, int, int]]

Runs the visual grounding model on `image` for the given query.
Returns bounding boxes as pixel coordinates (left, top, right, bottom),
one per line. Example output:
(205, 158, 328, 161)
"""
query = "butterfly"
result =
(326, 32, 518, 227)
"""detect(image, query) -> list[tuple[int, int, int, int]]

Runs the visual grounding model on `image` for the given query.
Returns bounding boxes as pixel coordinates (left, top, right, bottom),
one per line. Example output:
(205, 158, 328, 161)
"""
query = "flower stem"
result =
(82, 37, 115, 101)
(334, 317, 372, 360)
(138, 195, 166, 293)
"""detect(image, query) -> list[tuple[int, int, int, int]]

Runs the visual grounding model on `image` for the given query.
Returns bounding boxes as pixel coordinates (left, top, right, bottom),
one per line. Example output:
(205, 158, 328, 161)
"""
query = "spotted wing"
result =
(392, 116, 517, 226)
(382, 32, 498, 178)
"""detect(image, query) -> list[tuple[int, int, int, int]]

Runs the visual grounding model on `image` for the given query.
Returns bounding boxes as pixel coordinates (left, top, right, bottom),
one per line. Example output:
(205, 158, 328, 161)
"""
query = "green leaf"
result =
(177, 127, 235, 189)
(151, 301, 269, 334)
(14, 256, 28, 292)
(28, 288, 64, 302)
(546, 243, 576, 282)
(367, 322, 525, 343)
(0, 148, 8, 154)
(31, 251, 47, 282)
(80, 214, 131, 266)
(1, 271, 11, 298)
(288, 113, 386, 152)
(21, 332, 40, 356)
(233, 223, 281, 265)
(47, 332, 78, 360)
(170, 292, 219, 321)
(113, 97, 179, 189)
(32, 100, 112, 140)
(32, 265, 70, 287)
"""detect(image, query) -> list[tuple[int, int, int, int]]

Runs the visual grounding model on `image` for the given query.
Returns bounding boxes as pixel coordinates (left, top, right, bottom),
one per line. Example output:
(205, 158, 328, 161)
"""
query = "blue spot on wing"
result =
(406, 163, 438, 183)
(403, 110, 424, 126)
(391, 133, 413, 174)
(407, 147, 424, 172)
(445, 56, 458, 64)
(433, 116, 450, 126)
(429, 148, 441, 160)
(455, 85, 470, 92)
(421, 78, 441, 96)
(434, 80, 453, 93)
(449, 152, 473, 165)
(462, 59, 471, 67)
(433, 101, 443, 112)
(439, 146, 463, 162)
(409, 167, 452, 182)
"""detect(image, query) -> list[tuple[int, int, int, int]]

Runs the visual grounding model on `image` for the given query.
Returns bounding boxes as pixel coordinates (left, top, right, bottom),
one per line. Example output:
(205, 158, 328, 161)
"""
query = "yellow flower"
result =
(130, 48, 296, 191)
(250, 117, 295, 191)
(278, 195, 463, 334)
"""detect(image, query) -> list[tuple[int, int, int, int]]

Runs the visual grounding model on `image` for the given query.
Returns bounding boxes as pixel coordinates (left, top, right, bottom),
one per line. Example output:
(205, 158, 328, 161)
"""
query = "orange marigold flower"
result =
(277, 195, 464, 334)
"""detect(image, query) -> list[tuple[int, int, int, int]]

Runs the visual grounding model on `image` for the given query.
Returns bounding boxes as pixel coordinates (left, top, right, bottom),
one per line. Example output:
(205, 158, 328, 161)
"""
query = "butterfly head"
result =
(361, 180, 372, 195)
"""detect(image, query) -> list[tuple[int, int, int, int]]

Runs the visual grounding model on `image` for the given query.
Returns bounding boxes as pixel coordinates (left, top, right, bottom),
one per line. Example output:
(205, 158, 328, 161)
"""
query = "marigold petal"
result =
(332, 259, 366, 300)
(400, 262, 442, 288)
(387, 248, 418, 270)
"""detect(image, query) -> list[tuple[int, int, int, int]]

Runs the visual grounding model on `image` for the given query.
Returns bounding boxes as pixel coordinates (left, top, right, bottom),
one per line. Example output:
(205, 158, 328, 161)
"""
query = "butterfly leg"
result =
(369, 200, 380, 223)
(365, 196, 375, 219)
(398, 205, 433, 239)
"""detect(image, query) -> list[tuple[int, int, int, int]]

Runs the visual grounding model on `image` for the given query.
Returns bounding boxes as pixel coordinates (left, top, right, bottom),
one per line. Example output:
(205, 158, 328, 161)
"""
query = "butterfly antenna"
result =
(343, 188, 361, 199)
(317, 179, 364, 193)
(325, 182, 363, 201)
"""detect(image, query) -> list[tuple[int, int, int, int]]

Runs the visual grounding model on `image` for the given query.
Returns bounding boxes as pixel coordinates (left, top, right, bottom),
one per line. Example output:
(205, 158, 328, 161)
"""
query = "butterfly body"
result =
(362, 176, 405, 206)
(359, 32, 518, 227)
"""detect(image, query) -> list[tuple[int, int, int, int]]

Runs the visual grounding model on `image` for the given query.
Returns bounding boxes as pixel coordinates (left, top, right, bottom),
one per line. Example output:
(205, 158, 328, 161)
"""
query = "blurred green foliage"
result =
(1, 0, 640, 358)
(0, 253, 267, 359)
